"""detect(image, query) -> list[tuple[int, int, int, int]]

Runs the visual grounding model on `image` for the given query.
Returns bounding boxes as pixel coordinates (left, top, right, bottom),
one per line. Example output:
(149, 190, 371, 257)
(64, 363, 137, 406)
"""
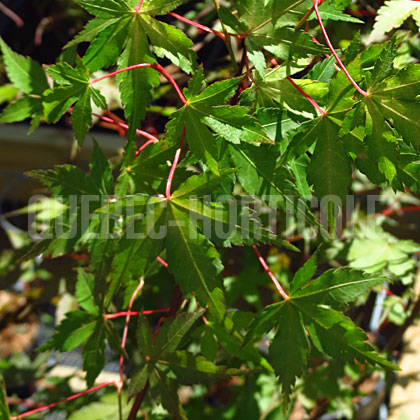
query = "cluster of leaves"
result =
(1, 0, 420, 418)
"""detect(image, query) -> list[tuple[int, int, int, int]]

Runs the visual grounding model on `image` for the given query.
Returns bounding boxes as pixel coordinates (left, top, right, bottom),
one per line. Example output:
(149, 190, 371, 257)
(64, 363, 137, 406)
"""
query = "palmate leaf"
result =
(255, 70, 328, 116)
(43, 56, 107, 144)
(334, 57, 420, 187)
(228, 142, 320, 231)
(246, 259, 394, 399)
(166, 74, 271, 175)
(366, 64, 420, 152)
(70, 0, 196, 141)
(219, 0, 326, 78)
(347, 224, 420, 276)
(105, 171, 294, 316)
(130, 311, 251, 413)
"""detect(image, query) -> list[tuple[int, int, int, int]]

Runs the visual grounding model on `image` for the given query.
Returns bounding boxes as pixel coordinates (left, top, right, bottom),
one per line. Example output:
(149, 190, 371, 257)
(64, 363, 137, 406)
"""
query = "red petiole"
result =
(252, 245, 289, 301)
(119, 278, 145, 387)
(165, 127, 186, 200)
(10, 381, 118, 419)
(90, 63, 187, 105)
(313, 0, 367, 97)
(135, 0, 143, 13)
(92, 112, 160, 144)
(0, 1, 23, 27)
(168, 11, 246, 42)
(287, 76, 326, 116)
(105, 308, 171, 319)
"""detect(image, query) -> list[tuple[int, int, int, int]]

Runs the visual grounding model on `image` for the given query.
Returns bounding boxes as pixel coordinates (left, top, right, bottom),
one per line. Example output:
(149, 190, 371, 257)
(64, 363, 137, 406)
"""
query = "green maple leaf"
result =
(366, 64, 420, 152)
(43, 56, 107, 145)
(254, 70, 328, 117)
(246, 254, 395, 400)
(69, 0, 196, 141)
(347, 224, 420, 276)
(105, 170, 296, 317)
(166, 71, 271, 175)
(130, 310, 251, 417)
(0, 37, 49, 131)
(219, 0, 327, 78)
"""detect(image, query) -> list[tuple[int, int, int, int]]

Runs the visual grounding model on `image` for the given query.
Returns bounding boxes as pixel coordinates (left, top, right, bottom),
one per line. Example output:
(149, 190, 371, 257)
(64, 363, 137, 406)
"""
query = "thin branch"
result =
(119, 278, 145, 386)
(90, 63, 187, 105)
(313, 0, 367, 97)
(127, 380, 149, 420)
(165, 127, 186, 200)
(11, 381, 117, 419)
(287, 76, 326, 116)
(381, 205, 420, 217)
(252, 245, 289, 300)
(0, 1, 23, 27)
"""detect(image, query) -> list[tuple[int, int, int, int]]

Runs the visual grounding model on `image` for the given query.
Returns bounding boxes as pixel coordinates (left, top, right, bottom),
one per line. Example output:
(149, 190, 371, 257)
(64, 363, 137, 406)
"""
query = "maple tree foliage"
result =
(1, 0, 420, 418)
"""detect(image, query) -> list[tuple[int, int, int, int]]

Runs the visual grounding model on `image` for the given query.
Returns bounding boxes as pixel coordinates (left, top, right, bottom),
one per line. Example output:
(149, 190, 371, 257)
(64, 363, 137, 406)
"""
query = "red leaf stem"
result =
(156, 256, 169, 268)
(313, 0, 367, 97)
(11, 381, 117, 419)
(286, 76, 326, 116)
(135, 0, 144, 13)
(165, 127, 186, 199)
(119, 278, 145, 386)
(92, 112, 160, 143)
(0, 2, 23, 27)
(168, 11, 246, 41)
(105, 308, 171, 319)
(252, 245, 289, 300)
(90, 63, 187, 105)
